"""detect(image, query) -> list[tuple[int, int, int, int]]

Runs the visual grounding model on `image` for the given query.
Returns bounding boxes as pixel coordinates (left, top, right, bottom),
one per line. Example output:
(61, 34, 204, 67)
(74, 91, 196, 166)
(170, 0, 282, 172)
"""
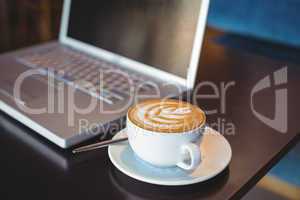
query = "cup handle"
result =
(177, 143, 201, 170)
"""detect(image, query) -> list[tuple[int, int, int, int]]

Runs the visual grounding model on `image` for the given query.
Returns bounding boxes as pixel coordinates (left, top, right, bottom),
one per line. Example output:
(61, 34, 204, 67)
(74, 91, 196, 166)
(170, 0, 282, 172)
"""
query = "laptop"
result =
(0, 0, 209, 148)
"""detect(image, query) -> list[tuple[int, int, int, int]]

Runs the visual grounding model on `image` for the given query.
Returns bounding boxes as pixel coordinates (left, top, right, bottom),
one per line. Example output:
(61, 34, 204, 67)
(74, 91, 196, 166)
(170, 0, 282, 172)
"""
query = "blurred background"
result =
(0, 0, 62, 53)
(1, 0, 300, 54)
(0, 0, 299, 199)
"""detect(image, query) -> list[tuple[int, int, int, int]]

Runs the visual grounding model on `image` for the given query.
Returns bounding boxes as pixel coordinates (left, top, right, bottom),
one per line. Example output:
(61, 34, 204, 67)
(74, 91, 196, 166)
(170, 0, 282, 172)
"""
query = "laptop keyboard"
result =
(16, 46, 154, 104)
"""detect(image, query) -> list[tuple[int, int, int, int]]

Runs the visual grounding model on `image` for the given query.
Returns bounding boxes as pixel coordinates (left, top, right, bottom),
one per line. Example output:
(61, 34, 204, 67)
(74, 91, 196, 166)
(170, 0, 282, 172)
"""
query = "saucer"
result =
(108, 127, 232, 186)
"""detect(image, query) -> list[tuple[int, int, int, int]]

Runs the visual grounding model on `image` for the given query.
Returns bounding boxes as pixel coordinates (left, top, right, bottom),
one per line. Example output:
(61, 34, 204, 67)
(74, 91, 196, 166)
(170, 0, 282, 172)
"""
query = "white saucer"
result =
(108, 127, 232, 186)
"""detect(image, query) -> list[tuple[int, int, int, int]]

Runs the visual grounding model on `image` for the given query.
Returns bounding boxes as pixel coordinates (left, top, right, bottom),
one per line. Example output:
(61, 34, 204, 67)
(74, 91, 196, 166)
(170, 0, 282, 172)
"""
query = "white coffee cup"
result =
(126, 113, 205, 170)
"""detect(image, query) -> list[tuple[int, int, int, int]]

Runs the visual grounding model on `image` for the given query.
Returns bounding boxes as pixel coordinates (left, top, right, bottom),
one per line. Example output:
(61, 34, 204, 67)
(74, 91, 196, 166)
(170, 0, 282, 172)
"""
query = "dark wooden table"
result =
(0, 28, 299, 200)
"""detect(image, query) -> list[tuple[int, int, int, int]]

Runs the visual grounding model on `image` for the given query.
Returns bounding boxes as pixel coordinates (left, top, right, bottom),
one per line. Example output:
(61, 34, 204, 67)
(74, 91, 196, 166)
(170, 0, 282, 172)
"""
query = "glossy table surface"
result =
(0, 28, 300, 200)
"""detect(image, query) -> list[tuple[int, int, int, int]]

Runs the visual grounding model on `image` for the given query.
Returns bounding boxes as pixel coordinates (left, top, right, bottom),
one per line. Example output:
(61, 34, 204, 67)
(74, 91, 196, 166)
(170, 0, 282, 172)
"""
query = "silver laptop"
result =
(0, 0, 209, 148)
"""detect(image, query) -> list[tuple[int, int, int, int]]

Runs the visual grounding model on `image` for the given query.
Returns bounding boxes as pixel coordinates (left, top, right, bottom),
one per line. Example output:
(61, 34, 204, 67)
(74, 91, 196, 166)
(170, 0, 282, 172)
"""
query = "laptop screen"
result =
(67, 0, 202, 78)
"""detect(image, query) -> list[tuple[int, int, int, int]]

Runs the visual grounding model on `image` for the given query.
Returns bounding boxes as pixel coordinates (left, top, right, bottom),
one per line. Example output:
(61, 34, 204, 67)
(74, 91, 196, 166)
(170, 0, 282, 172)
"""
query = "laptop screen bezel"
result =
(59, 0, 209, 89)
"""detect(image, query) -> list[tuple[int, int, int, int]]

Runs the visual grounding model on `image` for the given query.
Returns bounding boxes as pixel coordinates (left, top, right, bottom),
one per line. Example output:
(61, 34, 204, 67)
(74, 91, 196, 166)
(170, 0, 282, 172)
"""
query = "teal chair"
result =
(208, 0, 300, 47)
(207, 0, 300, 187)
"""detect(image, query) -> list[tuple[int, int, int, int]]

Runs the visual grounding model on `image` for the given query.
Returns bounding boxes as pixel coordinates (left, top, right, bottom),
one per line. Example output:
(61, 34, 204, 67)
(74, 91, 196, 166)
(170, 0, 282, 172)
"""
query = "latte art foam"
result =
(128, 99, 206, 133)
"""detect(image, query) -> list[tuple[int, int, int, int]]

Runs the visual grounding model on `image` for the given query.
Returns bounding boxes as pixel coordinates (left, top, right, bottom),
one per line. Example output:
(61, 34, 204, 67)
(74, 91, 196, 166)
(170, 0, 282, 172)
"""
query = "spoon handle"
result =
(72, 137, 128, 154)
